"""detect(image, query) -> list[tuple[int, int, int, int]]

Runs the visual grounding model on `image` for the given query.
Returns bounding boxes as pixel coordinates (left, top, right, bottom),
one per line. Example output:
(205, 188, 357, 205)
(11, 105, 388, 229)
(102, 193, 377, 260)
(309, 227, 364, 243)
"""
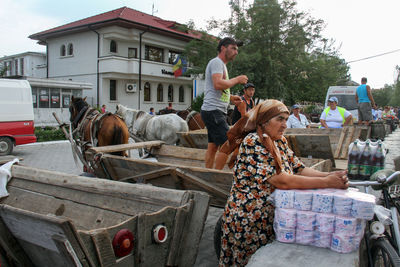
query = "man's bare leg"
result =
(215, 151, 229, 170)
(205, 143, 218, 168)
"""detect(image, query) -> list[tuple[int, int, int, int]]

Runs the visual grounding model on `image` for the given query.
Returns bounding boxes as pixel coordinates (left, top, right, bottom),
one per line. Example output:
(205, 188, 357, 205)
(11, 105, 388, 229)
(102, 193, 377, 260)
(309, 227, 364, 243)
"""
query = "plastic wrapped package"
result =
(296, 210, 316, 230)
(312, 192, 333, 213)
(334, 216, 357, 234)
(294, 190, 313, 211)
(296, 229, 314, 245)
(330, 233, 357, 253)
(315, 213, 335, 233)
(274, 224, 296, 243)
(313, 232, 332, 248)
(274, 208, 297, 229)
(273, 188, 376, 253)
(275, 190, 295, 209)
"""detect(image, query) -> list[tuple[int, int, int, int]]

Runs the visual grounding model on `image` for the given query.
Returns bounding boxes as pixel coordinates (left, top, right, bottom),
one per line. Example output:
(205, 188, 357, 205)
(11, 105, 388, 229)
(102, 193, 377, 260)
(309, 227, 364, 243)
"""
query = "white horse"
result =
(116, 104, 188, 145)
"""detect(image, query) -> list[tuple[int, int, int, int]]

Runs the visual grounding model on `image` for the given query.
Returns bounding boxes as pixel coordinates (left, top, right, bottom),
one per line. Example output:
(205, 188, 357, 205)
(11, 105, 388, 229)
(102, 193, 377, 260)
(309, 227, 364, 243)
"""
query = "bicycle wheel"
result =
(371, 238, 400, 267)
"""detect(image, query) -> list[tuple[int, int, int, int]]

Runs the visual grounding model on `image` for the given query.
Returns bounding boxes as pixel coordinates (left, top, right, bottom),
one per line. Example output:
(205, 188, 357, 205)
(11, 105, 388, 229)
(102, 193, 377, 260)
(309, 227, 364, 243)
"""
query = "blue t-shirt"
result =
(356, 84, 370, 103)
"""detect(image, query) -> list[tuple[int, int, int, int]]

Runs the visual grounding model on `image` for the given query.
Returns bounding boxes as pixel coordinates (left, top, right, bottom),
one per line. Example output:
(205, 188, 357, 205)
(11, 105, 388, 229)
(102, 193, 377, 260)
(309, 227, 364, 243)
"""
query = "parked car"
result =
(0, 79, 36, 155)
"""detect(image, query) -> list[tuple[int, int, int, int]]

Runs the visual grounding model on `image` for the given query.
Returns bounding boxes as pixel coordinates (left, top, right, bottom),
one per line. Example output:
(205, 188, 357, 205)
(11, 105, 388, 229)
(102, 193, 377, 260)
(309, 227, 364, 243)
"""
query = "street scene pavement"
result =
(8, 128, 400, 266)
(11, 140, 220, 267)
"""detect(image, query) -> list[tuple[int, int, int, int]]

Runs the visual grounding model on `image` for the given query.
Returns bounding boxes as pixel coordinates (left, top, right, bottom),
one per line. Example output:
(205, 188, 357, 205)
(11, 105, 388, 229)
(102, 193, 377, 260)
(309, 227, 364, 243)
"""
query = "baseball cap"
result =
(292, 104, 300, 109)
(328, 96, 338, 103)
(244, 82, 255, 89)
(217, 37, 243, 52)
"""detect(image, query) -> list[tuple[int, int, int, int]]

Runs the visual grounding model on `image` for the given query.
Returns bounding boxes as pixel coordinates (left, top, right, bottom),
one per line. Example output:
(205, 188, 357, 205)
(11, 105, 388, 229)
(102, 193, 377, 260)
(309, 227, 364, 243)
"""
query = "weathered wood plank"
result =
(175, 168, 229, 199)
(0, 205, 94, 267)
(87, 141, 164, 154)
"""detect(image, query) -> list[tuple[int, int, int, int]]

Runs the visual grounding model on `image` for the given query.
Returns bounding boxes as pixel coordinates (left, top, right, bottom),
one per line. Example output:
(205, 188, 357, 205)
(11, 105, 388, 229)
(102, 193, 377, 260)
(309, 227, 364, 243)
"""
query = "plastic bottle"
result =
(347, 141, 360, 180)
(371, 143, 385, 175)
(358, 142, 372, 180)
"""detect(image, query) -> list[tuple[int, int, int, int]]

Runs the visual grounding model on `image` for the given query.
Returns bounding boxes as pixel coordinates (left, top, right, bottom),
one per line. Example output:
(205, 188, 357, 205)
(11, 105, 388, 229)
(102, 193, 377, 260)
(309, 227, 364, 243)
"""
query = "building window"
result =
(110, 40, 117, 53)
(39, 88, 50, 108)
(32, 88, 37, 108)
(67, 43, 73, 55)
(50, 89, 60, 108)
(157, 84, 163, 102)
(145, 45, 163, 63)
(168, 84, 174, 102)
(20, 58, 24, 76)
(144, 82, 151, 101)
(110, 80, 117, 101)
(128, 48, 137, 58)
(179, 86, 184, 102)
(168, 50, 181, 64)
(62, 89, 71, 108)
(60, 45, 66, 56)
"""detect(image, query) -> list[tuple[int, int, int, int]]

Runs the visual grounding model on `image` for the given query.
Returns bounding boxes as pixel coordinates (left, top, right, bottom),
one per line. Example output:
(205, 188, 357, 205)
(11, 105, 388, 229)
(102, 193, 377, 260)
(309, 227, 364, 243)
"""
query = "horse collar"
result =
(73, 105, 89, 128)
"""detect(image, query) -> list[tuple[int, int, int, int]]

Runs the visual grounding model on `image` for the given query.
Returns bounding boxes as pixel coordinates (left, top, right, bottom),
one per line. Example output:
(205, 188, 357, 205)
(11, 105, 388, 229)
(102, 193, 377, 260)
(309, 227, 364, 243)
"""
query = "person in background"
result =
(377, 107, 383, 120)
(149, 107, 155, 115)
(371, 106, 378, 121)
(200, 37, 248, 169)
(218, 99, 348, 266)
(231, 82, 255, 125)
(320, 96, 352, 128)
(287, 104, 310, 128)
(101, 104, 106, 114)
(355, 77, 376, 125)
(167, 102, 173, 110)
(382, 106, 398, 120)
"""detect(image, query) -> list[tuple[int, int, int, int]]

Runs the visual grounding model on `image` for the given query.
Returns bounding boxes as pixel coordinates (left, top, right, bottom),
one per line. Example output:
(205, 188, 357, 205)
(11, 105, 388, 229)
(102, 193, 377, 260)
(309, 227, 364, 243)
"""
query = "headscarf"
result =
(220, 99, 289, 174)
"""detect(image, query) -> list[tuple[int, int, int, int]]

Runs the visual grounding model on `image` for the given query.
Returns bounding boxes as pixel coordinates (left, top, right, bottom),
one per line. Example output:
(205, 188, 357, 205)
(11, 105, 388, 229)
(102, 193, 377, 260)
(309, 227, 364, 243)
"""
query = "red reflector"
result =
(112, 229, 134, 257)
(153, 224, 168, 244)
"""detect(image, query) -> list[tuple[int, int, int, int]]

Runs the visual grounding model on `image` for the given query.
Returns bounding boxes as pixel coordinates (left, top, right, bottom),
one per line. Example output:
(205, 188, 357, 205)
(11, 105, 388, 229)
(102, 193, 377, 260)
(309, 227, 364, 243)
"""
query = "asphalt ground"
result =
(11, 140, 220, 267)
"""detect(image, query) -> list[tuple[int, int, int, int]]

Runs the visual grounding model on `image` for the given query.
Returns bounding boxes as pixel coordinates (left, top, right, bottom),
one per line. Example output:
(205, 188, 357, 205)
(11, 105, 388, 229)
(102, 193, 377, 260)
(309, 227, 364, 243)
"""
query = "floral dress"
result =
(219, 132, 305, 266)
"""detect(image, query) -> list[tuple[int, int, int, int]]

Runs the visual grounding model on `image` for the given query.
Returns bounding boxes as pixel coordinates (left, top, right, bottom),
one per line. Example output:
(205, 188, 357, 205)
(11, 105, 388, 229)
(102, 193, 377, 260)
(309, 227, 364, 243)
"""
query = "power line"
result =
(347, 48, 400, 64)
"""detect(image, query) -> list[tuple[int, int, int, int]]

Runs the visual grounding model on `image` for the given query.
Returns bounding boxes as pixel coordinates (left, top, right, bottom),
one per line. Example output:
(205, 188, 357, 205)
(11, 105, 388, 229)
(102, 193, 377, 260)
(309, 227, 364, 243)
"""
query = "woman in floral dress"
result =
(218, 99, 349, 266)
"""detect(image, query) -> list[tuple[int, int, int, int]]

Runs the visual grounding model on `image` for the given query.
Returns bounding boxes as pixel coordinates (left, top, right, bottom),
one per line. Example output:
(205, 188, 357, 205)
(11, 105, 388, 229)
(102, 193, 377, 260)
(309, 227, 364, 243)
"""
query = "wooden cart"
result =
(0, 164, 209, 266)
(85, 142, 332, 208)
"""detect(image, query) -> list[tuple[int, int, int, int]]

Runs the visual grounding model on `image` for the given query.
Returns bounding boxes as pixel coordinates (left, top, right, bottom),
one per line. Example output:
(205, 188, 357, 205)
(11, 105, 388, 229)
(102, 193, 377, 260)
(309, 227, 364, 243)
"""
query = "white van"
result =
(0, 79, 36, 155)
(324, 86, 358, 122)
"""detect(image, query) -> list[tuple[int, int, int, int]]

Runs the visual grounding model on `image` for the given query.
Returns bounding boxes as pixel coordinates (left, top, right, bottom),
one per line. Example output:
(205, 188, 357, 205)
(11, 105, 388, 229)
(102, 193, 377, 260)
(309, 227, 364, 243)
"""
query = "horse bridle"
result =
(71, 105, 89, 129)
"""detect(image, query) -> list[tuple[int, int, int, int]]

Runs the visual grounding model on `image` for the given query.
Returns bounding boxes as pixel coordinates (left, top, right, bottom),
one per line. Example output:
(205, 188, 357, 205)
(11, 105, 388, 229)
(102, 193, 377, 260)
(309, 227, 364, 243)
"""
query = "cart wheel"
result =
(214, 214, 223, 259)
(0, 137, 13, 156)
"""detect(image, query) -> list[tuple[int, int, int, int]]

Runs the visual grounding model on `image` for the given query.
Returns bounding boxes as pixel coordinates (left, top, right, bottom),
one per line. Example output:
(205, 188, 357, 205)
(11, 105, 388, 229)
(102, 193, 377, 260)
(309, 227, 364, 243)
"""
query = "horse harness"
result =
(72, 107, 114, 153)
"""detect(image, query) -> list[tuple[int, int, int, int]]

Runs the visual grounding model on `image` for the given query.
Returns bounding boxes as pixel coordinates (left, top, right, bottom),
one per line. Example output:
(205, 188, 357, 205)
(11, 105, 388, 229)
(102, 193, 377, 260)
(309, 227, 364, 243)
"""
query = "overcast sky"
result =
(1, 0, 400, 89)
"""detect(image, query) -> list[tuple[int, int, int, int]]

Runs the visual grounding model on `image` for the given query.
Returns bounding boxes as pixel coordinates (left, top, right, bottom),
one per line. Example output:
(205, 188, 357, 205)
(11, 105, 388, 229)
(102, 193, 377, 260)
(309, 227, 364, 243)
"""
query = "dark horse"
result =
(69, 97, 129, 170)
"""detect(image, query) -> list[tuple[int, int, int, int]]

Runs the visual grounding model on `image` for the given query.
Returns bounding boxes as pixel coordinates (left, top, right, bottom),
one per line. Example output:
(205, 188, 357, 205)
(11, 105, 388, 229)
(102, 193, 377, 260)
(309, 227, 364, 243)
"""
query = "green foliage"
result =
(372, 85, 394, 108)
(191, 93, 204, 112)
(184, 0, 350, 105)
(35, 127, 67, 142)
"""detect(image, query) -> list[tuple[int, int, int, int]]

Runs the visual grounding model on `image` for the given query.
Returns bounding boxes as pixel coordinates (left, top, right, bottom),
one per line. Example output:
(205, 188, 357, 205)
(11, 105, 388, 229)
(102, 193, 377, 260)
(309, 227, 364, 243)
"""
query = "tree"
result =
(372, 85, 394, 108)
(184, 0, 350, 105)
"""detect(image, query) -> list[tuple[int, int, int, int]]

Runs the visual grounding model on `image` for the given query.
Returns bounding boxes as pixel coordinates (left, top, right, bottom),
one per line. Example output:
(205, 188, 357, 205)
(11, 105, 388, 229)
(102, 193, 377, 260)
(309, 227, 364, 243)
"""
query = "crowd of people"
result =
(199, 37, 350, 266)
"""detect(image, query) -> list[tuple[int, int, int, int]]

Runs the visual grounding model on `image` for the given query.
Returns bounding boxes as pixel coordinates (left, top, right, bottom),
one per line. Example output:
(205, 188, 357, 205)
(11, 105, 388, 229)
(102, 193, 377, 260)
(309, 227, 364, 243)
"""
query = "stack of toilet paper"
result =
(273, 188, 375, 253)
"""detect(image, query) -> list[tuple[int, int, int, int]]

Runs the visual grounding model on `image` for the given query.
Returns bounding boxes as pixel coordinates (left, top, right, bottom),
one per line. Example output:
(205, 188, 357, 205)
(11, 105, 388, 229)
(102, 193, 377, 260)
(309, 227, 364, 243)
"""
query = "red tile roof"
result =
(29, 6, 201, 41)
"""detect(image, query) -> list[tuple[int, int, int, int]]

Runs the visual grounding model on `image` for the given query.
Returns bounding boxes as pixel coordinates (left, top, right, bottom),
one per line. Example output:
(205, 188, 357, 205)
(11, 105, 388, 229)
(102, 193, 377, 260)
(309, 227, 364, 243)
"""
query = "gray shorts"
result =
(200, 109, 229, 146)
(358, 102, 373, 121)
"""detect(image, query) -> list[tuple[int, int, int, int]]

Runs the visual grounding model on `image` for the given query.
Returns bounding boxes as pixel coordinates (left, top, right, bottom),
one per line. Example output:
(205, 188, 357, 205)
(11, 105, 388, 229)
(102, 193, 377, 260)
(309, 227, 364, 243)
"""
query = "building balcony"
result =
(98, 56, 191, 79)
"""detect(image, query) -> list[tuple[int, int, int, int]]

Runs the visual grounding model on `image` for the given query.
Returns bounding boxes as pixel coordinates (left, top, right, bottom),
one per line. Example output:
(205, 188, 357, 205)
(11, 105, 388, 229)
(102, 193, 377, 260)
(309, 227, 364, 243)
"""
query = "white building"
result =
(29, 6, 199, 113)
(0, 52, 47, 78)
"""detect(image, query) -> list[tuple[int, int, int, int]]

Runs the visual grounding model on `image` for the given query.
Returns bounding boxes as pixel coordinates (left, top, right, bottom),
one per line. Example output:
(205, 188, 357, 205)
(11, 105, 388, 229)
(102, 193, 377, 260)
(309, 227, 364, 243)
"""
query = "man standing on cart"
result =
(200, 37, 248, 169)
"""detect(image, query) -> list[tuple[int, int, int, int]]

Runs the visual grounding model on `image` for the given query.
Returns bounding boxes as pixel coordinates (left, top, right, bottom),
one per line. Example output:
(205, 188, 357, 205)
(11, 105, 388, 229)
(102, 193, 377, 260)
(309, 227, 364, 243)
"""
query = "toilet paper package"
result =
(273, 188, 376, 253)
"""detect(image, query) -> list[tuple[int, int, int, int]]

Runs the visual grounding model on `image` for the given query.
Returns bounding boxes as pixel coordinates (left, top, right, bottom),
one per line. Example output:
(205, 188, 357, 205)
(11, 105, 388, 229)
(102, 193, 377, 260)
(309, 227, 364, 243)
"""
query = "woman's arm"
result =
(268, 171, 348, 190)
(320, 119, 329, 128)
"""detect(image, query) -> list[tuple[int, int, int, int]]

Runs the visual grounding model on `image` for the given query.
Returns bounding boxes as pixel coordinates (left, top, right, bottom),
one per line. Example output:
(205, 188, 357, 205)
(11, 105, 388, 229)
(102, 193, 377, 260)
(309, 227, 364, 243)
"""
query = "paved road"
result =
(11, 140, 220, 267)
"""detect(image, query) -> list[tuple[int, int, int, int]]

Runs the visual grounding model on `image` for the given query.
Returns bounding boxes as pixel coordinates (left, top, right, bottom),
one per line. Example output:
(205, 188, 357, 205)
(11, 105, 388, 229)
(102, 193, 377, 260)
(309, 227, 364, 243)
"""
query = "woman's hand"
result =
(326, 172, 348, 189)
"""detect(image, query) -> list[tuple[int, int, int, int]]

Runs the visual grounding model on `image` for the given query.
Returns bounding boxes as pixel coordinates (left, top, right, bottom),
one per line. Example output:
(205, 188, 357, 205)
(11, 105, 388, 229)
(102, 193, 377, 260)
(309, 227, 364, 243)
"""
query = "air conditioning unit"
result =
(126, 83, 137, 93)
